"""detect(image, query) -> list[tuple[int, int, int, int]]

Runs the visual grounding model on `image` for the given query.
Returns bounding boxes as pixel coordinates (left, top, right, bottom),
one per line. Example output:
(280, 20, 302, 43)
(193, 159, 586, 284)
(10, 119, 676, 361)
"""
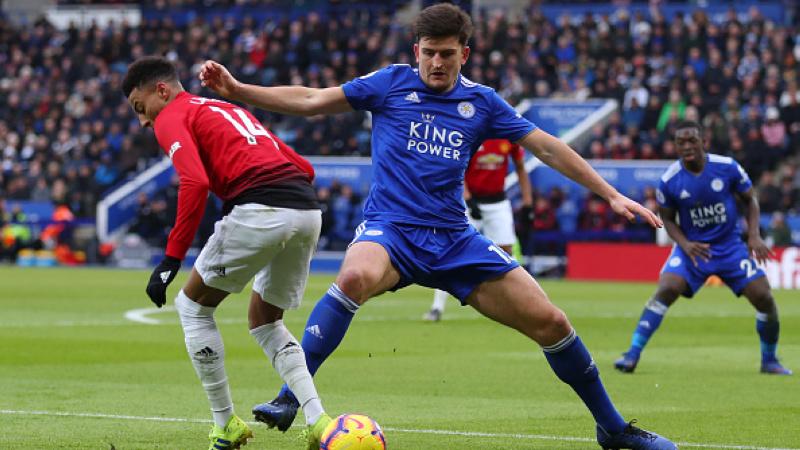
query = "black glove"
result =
(520, 205, 534, 229)
(467, 198, 482, 220)
(146, 256, 181, 307)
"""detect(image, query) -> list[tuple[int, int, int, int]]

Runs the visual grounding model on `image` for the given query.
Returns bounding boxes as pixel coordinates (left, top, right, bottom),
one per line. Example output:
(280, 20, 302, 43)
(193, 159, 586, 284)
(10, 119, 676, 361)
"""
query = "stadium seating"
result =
(0, 0, 798, 259)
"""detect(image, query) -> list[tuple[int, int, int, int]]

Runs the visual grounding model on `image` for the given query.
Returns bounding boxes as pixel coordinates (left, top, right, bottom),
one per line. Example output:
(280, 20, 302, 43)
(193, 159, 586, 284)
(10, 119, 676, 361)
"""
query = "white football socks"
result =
(175, 290, 234, 428)
(250, 320, 324, 425)
(432, 289, 448, 312)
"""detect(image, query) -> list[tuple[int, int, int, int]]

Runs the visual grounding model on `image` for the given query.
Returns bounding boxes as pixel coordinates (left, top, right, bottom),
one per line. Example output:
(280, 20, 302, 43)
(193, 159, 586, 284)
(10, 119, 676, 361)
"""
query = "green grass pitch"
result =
(1, 266, 798, 449)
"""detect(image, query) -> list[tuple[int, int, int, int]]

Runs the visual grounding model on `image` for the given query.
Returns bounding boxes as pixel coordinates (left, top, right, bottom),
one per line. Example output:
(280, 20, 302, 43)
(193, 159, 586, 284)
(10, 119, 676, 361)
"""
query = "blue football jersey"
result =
(656, 154, 752, 244)
(342, 64, 536, 228)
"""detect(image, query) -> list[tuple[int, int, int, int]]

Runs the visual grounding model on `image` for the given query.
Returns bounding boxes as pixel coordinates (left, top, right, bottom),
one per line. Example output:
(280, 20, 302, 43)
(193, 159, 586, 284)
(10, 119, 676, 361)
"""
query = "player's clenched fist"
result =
(199, 60, 240, 99)
(146, 256, 181, 307)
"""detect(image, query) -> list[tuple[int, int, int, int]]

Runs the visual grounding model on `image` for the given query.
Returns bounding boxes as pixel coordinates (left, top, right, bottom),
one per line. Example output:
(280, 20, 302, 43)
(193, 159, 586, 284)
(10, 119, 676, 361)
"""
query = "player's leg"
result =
(719, 245, 791, 375)
(247, 209, 330, 439)
(302, 240, 401, 371)
(480, 200, 516, 258)
(425, 289, 448, 321)
(740, 277, 792, 375)
(261, 238, 402, 430)
(615, 273, 685, 373)
(467, 268, 675, 449)
(179, 270, 253, 448)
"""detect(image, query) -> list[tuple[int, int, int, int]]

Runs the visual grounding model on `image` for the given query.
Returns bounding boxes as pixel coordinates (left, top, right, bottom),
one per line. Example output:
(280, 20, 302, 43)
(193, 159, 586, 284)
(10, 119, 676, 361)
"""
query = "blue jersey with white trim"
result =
(656, 153, 752, 244)
(342, 64, 536, 228)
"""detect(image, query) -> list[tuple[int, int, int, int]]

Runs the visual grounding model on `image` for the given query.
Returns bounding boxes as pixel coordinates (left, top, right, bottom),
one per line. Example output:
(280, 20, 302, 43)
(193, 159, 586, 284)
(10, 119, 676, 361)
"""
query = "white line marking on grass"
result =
(0, 409, 796, 450)
(124, 306, 176, 324)
(2, 308, 784, 330)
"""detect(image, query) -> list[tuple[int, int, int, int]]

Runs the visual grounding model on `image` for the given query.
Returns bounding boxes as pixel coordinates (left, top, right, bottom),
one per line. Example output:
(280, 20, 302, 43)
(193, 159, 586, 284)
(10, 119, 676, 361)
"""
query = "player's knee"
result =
(534, 308, 571, 346)
(751, 292, 777, 315)
(336, 268, 371, 303)
(655, 287, 681, 306)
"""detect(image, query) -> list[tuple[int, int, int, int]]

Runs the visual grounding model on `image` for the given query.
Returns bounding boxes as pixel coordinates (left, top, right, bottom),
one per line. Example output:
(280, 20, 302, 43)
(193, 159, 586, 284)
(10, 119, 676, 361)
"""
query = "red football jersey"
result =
(465, 139, 524, 197)
(153, 92, 313, 259)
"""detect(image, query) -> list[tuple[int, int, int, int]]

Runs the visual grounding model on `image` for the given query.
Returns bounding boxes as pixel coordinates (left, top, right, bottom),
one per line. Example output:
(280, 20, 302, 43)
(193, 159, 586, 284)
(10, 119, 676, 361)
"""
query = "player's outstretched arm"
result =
(198, 60, 353, 116)
(518, 129, 663, 228)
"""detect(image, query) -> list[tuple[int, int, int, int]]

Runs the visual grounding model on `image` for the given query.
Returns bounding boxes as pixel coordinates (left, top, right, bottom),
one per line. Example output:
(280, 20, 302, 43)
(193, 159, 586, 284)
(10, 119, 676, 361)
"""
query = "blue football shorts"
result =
(350, 220, 519, 303)
(661, 240, 765, 298)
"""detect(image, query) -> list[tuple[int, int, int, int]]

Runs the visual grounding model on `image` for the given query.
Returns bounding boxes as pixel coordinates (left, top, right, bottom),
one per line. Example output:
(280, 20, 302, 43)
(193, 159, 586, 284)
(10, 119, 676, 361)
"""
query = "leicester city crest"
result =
(457, 101, 475, 118)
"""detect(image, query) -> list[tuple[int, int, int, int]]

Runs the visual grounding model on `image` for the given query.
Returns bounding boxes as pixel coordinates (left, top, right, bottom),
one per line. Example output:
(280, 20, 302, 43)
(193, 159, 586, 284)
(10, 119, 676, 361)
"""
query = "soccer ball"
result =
(319, 414, 387, 450)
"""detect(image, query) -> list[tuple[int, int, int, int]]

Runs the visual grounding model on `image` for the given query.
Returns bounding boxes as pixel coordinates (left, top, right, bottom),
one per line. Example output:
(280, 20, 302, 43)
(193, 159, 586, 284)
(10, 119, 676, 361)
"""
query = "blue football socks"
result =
(756, 312, 780, 363)
(278, 284, 359, 399)
(627, 298, 669, 359)
(544, 330, 627, 435)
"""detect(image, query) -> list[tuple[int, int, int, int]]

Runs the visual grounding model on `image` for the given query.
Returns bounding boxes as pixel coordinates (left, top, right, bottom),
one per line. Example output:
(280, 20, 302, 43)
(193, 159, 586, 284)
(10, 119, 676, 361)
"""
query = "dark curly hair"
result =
(412, 3, 473, 46)
(122, 56, 178, 98)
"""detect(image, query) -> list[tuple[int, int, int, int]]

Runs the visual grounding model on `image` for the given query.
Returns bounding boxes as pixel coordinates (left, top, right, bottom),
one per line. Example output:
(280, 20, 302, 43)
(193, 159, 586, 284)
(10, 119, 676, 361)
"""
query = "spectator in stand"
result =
(778, 175, 800, 213)
(767, 211, 793, 247)
(762, 107, 788, 154)
(657, 90, 686, 132)
(758, 171, 782, 214)
(578, 195, 610, 231)
(1, 2, 799, 247)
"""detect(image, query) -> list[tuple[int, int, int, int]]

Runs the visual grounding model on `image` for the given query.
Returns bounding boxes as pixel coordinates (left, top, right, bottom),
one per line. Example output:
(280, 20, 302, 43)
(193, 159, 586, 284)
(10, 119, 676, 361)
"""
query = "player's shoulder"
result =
(361, 64, 413, 81)
(459, 75, 493, 93)
(707, 153, 735, 166)
(660, 160, 683, 183)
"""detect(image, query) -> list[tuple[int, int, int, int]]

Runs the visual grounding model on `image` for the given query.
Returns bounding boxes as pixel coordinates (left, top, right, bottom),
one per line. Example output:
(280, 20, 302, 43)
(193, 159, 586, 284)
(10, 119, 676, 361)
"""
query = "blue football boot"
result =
(761, 359, 792, 375)
(613, 352, 639, 374)
(597, 421, 678, 450)
(252, 390, 300, 432)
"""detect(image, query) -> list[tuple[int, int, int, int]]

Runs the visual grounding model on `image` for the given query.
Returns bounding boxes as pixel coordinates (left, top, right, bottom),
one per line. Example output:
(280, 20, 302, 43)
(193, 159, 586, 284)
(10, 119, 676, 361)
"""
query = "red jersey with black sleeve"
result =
(465, 139, 524, 200)
(153, 92, 317, 260)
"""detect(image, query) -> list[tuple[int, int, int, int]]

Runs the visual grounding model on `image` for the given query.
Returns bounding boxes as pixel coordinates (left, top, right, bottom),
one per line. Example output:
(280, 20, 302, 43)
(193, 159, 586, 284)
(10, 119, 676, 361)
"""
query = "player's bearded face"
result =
(674, 128, 704, 164)
(414, 36, 469, 93)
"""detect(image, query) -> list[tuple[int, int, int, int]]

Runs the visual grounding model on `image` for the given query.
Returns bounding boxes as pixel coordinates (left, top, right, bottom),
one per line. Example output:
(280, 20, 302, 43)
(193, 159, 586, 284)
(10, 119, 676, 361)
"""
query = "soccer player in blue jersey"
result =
(200, 4, 677, 448)
(614, 120, 792, 376)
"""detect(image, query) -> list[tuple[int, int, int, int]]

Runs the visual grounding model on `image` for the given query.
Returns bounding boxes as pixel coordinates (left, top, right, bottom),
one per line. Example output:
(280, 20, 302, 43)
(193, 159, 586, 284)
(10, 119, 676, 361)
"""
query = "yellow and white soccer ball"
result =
(319, 414, 387, 450)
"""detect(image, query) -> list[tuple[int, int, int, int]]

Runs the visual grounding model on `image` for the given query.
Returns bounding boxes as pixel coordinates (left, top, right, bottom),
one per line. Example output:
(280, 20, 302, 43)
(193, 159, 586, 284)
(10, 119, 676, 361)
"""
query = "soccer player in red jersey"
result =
(424, 139, 534, 321)
(123, 56, 332, 449)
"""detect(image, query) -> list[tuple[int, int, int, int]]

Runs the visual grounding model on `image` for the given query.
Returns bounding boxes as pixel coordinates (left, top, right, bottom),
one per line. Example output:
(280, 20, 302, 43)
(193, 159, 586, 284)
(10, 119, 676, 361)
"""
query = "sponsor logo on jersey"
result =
(364, 229, 383, 236)
(711, 178, 724, 192)
(407, 115, 465, 160)
(168, 141, 181, 160)
(689, 202, 727, 227)
(680, 189, 691, 199)
(475, 153, 505, 170)
(457, 101, 475, 118)
(405, 91, 421, 103)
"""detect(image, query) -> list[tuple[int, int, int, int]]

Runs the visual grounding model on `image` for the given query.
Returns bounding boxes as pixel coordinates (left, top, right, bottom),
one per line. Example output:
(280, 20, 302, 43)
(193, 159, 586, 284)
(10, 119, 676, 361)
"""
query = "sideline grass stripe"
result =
(2, 409, 796, 450)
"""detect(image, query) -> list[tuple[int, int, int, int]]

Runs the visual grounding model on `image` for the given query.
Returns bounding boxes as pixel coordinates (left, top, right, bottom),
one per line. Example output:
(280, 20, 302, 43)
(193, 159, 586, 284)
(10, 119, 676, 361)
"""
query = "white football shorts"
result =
(471, 199, 516, 247)
(195, 203, 321, 310)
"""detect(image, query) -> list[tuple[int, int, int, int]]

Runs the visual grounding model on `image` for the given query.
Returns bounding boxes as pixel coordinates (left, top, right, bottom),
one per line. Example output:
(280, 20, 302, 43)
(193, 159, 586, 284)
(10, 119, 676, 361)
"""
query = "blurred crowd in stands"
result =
(1, 1, 800, 258)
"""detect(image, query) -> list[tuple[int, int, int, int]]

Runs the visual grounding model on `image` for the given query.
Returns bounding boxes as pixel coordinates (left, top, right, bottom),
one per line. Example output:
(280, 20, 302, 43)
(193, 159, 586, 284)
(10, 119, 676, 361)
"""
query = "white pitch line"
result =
(124, 305, 176, 324)
(0, 409, 796, 450)
(2, 308, 790, 329)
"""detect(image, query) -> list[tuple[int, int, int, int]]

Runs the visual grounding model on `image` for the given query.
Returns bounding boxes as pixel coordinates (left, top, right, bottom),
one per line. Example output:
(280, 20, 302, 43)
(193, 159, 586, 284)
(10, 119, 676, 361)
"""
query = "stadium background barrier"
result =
(567, 242, 800, 290)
